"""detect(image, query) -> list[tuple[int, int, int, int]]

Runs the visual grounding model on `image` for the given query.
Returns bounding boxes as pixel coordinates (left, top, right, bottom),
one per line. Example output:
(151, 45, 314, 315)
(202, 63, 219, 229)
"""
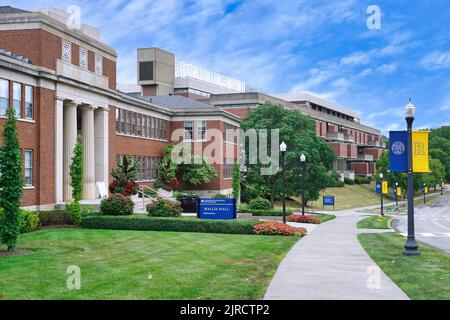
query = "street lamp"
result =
(300, 153, 306, 216)
(395, 182, 399, 210)
(380, 173, 384, 217)
(280, 142, 287, 224)
(403, 98, 420, 256)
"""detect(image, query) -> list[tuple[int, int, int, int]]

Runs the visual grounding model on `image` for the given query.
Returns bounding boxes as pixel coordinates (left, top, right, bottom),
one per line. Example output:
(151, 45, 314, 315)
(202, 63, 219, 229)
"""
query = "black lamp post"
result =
(280, 142, 287, 224)
(423, 183, 426, 204)
(403, 98, 420, 256)
(395, 182, 399, 210)
(300, 153, 306, 216)
(380, 173, 384, 217)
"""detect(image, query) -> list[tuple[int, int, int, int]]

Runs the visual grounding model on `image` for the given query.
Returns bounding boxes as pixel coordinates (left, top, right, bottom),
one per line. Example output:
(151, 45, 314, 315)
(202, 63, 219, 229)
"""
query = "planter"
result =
(157, 188, 173, 198)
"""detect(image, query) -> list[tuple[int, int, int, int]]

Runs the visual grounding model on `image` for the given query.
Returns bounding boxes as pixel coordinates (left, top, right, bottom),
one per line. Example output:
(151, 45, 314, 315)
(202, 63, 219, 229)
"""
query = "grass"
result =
(314, 214, 336, 223)
(0, 228, 298, 300)
(307, 183, 387, 211)
(357, 216, 392, 229)
(358, 233, 450, 300)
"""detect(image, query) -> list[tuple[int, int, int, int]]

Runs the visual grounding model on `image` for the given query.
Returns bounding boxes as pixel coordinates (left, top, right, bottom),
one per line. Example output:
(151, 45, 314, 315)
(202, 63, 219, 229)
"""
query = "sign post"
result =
(197, 198, 237, 220)
(323, 195, 335, 211)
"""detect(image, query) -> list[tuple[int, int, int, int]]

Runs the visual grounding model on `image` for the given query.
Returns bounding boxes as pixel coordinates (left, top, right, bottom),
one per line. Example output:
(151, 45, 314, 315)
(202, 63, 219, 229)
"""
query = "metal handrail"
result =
(136, 185, 158, 210)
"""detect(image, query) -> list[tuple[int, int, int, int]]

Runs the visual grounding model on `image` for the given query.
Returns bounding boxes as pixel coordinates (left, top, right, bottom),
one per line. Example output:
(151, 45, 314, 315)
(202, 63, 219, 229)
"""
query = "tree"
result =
(240, 102, 337, 207)
(0, 108, 24, 251)
(423, 158, 446, 190)
(68, 135, 83, 225)
(232, 163, 241, 201)
(158, 144, 180, 190)
(429, 126, 450, 182)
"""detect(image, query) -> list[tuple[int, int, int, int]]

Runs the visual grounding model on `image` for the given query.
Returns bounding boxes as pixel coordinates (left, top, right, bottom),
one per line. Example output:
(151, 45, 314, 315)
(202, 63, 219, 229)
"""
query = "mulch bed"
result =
(0, 249, 32, 257)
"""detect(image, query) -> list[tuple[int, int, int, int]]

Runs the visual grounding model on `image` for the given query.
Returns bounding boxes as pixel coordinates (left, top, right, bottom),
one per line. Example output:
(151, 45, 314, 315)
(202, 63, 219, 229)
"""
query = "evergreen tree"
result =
(232, 163, 241, 201)
(68, 135, 83, 225)
(0, 108, 24, 251)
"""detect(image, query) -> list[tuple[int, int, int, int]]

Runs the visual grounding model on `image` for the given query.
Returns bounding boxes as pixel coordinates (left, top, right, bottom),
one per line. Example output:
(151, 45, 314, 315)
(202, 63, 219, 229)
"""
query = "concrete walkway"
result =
(264, 211, 409, 300)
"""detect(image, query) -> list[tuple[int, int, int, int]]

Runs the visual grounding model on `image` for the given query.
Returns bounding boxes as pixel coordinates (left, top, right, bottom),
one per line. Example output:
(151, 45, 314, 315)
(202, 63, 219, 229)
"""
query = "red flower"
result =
(287, 215, 321, 224)
(253, 221, 306, 236)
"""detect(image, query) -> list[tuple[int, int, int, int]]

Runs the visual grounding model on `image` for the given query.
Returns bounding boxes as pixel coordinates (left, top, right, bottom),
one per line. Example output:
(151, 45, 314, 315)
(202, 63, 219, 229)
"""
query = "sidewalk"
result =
(264, 212, 409, 300)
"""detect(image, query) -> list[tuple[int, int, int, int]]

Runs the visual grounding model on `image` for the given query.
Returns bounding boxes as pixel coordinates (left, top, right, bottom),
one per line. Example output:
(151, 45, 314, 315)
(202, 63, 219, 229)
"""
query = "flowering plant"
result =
(287, 215, 321, 224)
(253, 221, 306, 236)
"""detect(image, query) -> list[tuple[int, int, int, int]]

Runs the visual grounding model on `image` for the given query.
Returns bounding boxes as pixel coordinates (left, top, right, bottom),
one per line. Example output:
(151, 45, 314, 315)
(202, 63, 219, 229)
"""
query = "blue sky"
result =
(3, 0, 450, 132)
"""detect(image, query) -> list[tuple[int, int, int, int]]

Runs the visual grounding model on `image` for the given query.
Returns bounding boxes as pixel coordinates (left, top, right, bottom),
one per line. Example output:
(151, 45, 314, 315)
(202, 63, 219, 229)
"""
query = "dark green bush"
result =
(344, 177, 355, 185)
(248, 197, 271, 210)
(0, 209, 39, 233)
(38, 210, 73, 226)
(82, 215, 257, 235)
(355, 176, 371, 184)
(238, 206, 294, 216)
(146, 199, 182, 217)
(100, 194, 134, 216)
(212, 194, 229, 199)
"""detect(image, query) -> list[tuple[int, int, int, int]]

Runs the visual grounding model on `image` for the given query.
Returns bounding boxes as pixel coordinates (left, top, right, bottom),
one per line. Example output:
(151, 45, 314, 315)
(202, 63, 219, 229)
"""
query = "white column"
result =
(81, 106, 96, 200)
(94, 107, 109, 198)
(63, 101, 78, 202)
(55, 98, 64, 204)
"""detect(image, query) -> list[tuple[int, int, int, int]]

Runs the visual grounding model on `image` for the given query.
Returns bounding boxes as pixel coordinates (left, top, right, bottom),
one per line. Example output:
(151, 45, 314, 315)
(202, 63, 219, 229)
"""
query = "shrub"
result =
(0, 209, 39, 234)
(212, 194, 229, 199)
(68, 201, 82, 225)
(344, 177, 355, 185)
(335, 180, 345, 187)
(100, 194, 134, 216)
(355, 176, 371, 184)
(287, 214, 321, 224)
(248, 197, 271, 210)
(147, 198, 182, 217)
(253, 221, 306, 237)
(38, 210, 73, 226)
(238, 205, 294, 216)
(82, 215, 257, 235)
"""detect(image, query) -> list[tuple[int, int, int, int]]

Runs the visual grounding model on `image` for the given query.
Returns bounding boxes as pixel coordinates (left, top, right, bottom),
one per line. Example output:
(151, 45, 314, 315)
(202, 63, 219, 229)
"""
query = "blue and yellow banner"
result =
(412, 131, 429, 173)
(389, 131, 407, 172)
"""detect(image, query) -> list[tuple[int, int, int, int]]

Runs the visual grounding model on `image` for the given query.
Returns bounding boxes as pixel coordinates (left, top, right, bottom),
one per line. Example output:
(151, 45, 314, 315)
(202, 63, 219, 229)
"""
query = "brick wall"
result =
(351, 162, 369, 175)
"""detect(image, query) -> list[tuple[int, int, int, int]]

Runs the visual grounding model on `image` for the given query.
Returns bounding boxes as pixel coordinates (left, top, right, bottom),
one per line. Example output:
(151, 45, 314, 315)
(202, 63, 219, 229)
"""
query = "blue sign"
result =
(389, 131, 408, 172)
(323, 196, 335, 206)
(376, 181, 382, 194)
(393, 188, 397, 197)
(197, 198, 236, 220)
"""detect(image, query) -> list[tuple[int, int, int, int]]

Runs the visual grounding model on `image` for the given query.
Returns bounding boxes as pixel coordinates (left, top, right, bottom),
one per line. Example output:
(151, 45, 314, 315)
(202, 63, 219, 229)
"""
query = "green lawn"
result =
(314, 214, 336, 223)
(358, 233, 450, 300)
(0, 228, 298, 300)
(357, 216, 392, 229)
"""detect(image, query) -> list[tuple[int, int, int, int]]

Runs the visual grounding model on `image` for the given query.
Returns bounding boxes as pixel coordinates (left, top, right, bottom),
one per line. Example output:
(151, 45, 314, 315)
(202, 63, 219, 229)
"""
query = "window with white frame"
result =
(24, 149, 33, 187)
(184, 121, 193, 140)
(12, 82, 22, 117)
(79, 48, 88, 69)
(95, 55, 103, 74)
(0, 79, 8, 116)
(197, 120, 207, 141)
(25, 85, 33, 120)
(62, 41, 72, 62)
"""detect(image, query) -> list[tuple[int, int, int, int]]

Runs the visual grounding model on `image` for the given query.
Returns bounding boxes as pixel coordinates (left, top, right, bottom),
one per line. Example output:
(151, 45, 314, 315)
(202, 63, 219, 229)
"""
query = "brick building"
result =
(0, 6, 240, 209)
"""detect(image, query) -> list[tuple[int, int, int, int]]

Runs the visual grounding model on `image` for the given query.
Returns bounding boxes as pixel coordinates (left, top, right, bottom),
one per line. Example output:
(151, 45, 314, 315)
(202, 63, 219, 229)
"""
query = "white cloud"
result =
(420, 51, 450, 70)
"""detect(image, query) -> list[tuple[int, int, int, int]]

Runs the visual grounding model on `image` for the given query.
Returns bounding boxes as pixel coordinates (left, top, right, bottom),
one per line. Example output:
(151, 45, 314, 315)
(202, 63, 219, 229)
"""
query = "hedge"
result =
(38, 210, 73, 226)
(82, 215, 258, 235)
(238, 207, 295, 216)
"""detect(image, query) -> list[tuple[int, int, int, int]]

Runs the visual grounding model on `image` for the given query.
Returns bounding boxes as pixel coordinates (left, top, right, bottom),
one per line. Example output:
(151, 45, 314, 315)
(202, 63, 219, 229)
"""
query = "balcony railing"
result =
(326, 132, 345, 141)
(357, 154, 374, 161)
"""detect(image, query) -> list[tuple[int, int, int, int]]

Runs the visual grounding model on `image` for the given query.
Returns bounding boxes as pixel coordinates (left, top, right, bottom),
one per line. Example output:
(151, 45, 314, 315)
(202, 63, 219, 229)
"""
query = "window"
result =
(146, 116, 151, 138)
(136, 156, 141, 180)
(155, 118, 160, 139)
(79, 48, 88, 69)
(115, 108, 119, 133)
(151, 157, 156, 179)
(131, 112, 136, 135)
(151, 117, 155, 138)
(13, 82, 21, 117)
(137, 114, 141, 136)
(147, 157, 151, 180)
(127, 111, 131, 135)
(62, 41, 71, 62)
(198, 120, 207, 141)
(142, 115, 147, 137)
(161, 120, 167, 140)
(155, 158, 160, 178)
(120, 109, 125, 133)
(0, 79, 8, 116)
(184, 121, 193, 140)
(95, 55, 103, 74)
(224, 123, 237, 143)
(24, 150, 33, 187)
(25, 85, 33, 119)
(223, 160, 233, 179)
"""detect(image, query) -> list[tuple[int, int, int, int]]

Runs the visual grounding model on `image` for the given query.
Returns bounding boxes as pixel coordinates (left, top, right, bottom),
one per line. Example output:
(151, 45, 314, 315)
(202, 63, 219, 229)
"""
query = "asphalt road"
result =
(392, 195, 450, 254)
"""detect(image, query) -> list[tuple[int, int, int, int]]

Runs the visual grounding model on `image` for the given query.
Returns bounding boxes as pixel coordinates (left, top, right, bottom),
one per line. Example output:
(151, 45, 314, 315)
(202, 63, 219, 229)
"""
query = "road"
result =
(392, 196, 450, 254)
